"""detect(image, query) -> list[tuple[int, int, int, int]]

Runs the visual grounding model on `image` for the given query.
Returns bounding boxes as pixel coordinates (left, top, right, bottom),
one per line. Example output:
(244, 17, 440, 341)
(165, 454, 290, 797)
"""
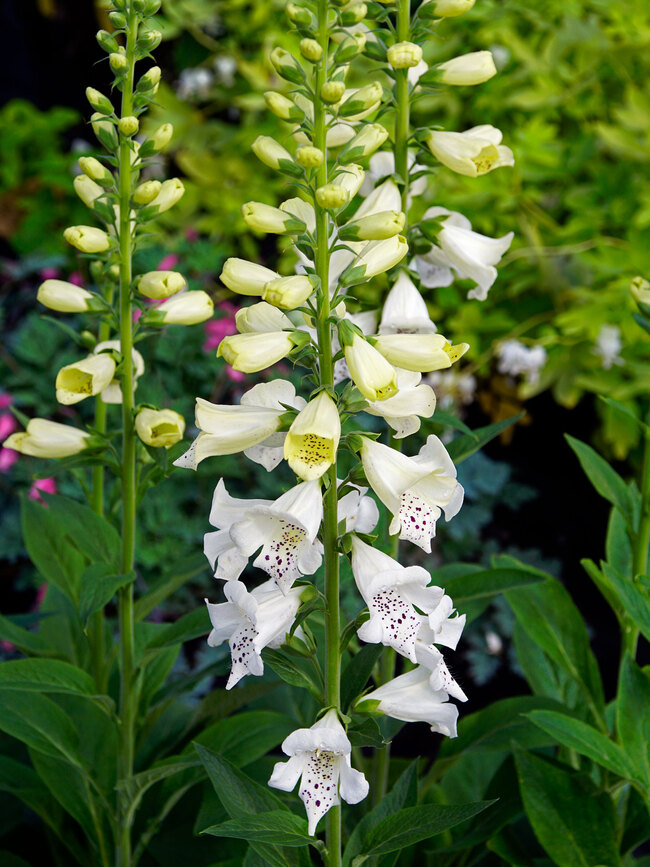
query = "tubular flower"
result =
(37, 280, 97, 313)
(269, 710, 369, 836)
(173, 380, 304, 471)
(365, 369, 436, 439)
(425, 125, 514, 178)
(235, 302, 293, 334)
(379, 271, 437, 334)
(263, 275, 314, 310)
(342, 330, 399, 401)
(148, 291, 214, 325)
(416, 207, 514, 300)
(284, 391, 341, 481)
(434, 51, 497, 86)
(360, 435, 464, 551)
(218, 331, 296, 373)
(63, 225, 111, 253)
(134, 408, 185, 448)
(206, 580, 304, 689)
(220, 258, 280, 296)
(340, 235, 408, 286)
(93, 340, 145, 405)
(4, 419, 91, 459)
(55, 354, 117, 405)
(372, 333, 469, 372)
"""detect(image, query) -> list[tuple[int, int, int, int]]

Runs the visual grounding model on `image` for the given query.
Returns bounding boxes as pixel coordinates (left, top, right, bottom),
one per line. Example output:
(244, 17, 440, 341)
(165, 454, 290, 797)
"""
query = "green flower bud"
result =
(137, 66, 161, 91)
(137, 29, 162, 52)
(64, 225, 111, 254)
(78, 156, 113, 187)
(108, 11, 127, 28)
(286, 2, 314, 26)
(295, 145, 323, 167)
(338, 82, 383, 117)
(320, 80, 346, 104)
(316, 184, 349, 210)
(118, 115, 140, 136)
(109, 52, 128, 74)
(143, 0, 162, 13)
(251, 136, 302, 177)
(631, 276, 650, 311)
(132, 0, 146, 12)
(133, 180, 161, 205)
(387, 41, 423, 70)
(91, 113, 119, 151)
(334, 33, 366, 63)
(86, 87, 113, 116)
(264, 91, 304, 122)
(300, 38, 322, 62)
(340, 2, 367, 25)
(270, 47, 305, 84)
(139, 123, 174, 157)
(96, 29, 119, 53)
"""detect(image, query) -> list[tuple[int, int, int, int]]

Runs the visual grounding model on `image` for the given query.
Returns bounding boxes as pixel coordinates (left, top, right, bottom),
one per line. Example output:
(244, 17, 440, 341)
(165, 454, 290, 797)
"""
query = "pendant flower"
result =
(284, 391, 341, 481)
(360, 435, 464, 551)
(425, 125, 514, 178)
(379, 271, 437, 334)
(268, 709, 369, 835)
(364, 369, 436, 439)
(205, 579, 304, 689)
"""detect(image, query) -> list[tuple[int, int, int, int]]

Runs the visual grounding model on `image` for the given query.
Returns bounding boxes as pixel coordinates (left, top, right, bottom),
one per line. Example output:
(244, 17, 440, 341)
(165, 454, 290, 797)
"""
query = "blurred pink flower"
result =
(69, 272, 84, 286)
(186, 228, 199, 242)
(0, 413, 16, 441)
(29, 478, 57, 503)
(203, 302, 238, 352)
(0, 394, 18, 473)
(40, 267, 60, 280)
(0, 391, 13, 411)
(157, 254, 179, 271)
(132, 308, 143, 323)
(0, 448, 18, 473)
(226, 367, 246, 383)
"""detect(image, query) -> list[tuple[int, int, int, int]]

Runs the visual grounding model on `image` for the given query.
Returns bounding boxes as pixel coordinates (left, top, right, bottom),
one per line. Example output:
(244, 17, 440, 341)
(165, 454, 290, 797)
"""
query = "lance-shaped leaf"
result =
(565, 435, 637, 529)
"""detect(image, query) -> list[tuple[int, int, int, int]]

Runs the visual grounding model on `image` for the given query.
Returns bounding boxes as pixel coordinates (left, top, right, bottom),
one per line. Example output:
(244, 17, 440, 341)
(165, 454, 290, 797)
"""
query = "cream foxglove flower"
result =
(284, 391, 341, 481)
(354, 178, 401, 219)
(358, 666, 460, 737)
(263, 275, 314, 310)
(416, 207, 514, 301)
(365, 369, 436, 439)
(269, 709, 369, 835)
(242, 202, 306, 235)
(174, 380, 304, 470)
(235, 302, 293, 333)
(426, 125, 514, 178)
(342, 330, 398, 401)
(151, 291, 214, 325)
(4, 419, 91, 459)
(422, 0, 475, 16)
(338, 123, 389, 164)
(433, 51, 497, 86)
(206, 580, 304, 689)
(55, 353, 116, 405)
(137, 270, 186, 299)
(93, 340, 145, 405)
(340, 235, 408, 286)
(339, 210, 405, 242)
(379, 271, 437, 334)
(217, 331, 296, 373)
(360, 435, 463, 551)
(134, 408, 185, 448)
(373, 333, 469, 372)
(220, 258, 280, 296)
(37, 280, 98, 313)
(280, 198, 316, 234)
(63, 225, 111, 253)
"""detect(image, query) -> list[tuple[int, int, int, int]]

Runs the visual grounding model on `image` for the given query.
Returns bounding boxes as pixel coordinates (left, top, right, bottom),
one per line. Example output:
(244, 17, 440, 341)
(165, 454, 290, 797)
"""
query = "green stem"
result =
(394, 0, 411, 213)
(626, 417, 650, 661)
(117, 7, 139, 866)
(313, 2, 341, 864)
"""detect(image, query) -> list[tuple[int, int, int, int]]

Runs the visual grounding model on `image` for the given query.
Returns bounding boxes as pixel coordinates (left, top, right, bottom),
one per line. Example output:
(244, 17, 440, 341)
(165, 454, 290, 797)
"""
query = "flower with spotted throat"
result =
(372, 333, 469, 373)
(341, 326, 399, 402)
(268, 709, 369, 835)
(284, 391, 341, 481)
(360, 434, 464, 551)
(364, 369, 436, 439)
(425, 125, 514, 178)
(205, 579, 304, 689)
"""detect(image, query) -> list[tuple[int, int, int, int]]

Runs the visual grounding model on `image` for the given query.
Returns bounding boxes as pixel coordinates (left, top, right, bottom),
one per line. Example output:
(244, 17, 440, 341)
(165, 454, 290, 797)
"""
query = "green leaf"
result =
(347, 717, 386, 749)
(193, 711, 294, 769)
(617, 655, 650, 788)
(21, 496, 85, 602)
(117, 759, 200, 824)
(143, 607, 209, 655)
(0, 692, 82, 766)
(565, 435, 636, 528)
(41, 493, 121, 569)
(599, 396, 648, 433)
(341, 643, 382, 712)
(0, 658, 96, 696)
(202, 811, 313, 847)
(514, 747, 621, 867)
(0, 612, 52, 657)
(195, 744, 287, 817)
(605, 508, 633, 579)
(78, 565, 135, 625)
(526, 710, 637, 780)
(446, 414, 524, 463)
(190, 681, 277, 730)
(352, 802, 494, 863)
(600, 562, 650, 643)
(263, 648, 321, 697)
(442, 567, 545, 604)
(512, 622, 582, 709)
(134, 552, 207, 621)
(428, 409, 476, 437)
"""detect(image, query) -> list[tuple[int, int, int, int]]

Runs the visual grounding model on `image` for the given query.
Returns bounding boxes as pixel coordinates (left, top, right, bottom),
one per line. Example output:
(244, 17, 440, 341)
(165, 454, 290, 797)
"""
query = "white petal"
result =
(268, 755, 305, 793)
(299, 752, 341, 836)
(338, 756, 369, 805)
(244, 432, 287, 472)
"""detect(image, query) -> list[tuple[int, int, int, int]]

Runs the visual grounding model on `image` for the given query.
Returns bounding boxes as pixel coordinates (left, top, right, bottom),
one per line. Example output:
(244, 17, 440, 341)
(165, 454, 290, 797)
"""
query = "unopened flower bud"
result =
(335, 33, 366, 63)
(262, 275, 314, 310)
(331, 163, 365, 199)
(420, 0, 475, 17)
(78, 156, 113, 187)
(300, 38, 322, 62)
(56, 354, 117, 405)
(91, 113, 118, 151)
(108, 11, 127, 29)
(143, 0, 161, 13)
(86, 87, 113, 115)
(118, 115, 140, 136)
(339, 82, 383, 117)
(140, 66, 162, 90)
(339, 323, 398, 401)
(147, 178, 185, 213)
(137, 29, 162, 51)
(64, 225, 111, 253)
(221, 258, 279, 296)
(429, 51, 497, 86)
(4, 419, 91, 459)
(340, 2, 367, 25)
(235, 302, 293, 334)
(37, 280, 97, 313)
(630, 276, 650, 308)
(109, 52, 128, 74)
(338, 123, 389, 164)
(73, 175, 104, 209)
(270, 47, 305, 84)
(264, 92, 304, 122)
(295, 145, 323, 168)
(147, 291, 214, 326)
(286, 2, 313, 25)
(321, 80, 346, 104)
(217, 331, 295, 373)
(135, 408, 185, 448)
(133, 180, 161, 205)
(340, 210, 405, 242)
(96, 29, 119, 53)
(242, 202, 306, 234)
(316, 184, 349, 210)
(251, 136, 302, 177)
(137, 270, 187, 299)
(387, 41, 423, 70)
(340, 235, 408, 285)
(139, 123, 174, 158)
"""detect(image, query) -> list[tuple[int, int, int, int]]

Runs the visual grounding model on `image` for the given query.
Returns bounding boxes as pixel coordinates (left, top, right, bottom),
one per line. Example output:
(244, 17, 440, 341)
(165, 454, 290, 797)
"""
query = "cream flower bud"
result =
(86, 87, 113, 115)
(55, 354, 117, 405)
(135, 408, 185, 448)
(387, 41, 423, 70)
(341, 328, 399, 401)
(73, 175, 104, 209)
(286, 2, 314, 25)
(149, 123, 174, 152)
(284, 391, 341, 481)
(339, 210, 405, 242)
(295, 146, 324, 168)
(217, 332, 296, 373)
(433, 51, 497, 86)
(320, 80, 346, 104)
(152, 291, 214, 325)
(235, 302, 293, 333)
(270, 47, 305, 85)
(37, 280, 97, 313)
(220, 258, 280, 296)
(426, 126, 514, 177)
(341, 2, 368, 25)
(422, 0, 475, 17)
(133, 180, 162, 205)
(338, 123, 389, 164)
(373, 334, 469, 372)
(262, 275, 314, 310)
(251, 136, 301, 176)
(316, 184, 349, 210)
(242, 202, 306, 234)
(300, 38, 322, 62)
(4, 419, 91, 459)
(137, 270, 186, 299)
(339, 82, 383, 117)
(631, 276, 650, 306)
(138, 66, 161, 90)
(118, 115, 140, 136)
(91, 113, 118, 151)
(264, 92, 303, 122)
(335, 33, 366, 63)
(109, 52, 128, 73)
(280, 198, 316, 234)
(148, 178, 185, 213)
(64, 225, 111, 253)
(332, 164, 365, 199)
(340, 235, 408, 285)
(78, 156, 113, 186)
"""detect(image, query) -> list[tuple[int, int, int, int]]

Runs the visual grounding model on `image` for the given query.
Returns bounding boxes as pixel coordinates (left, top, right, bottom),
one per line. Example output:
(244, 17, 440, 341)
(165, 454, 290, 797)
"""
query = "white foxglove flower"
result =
(414, 632, 468, 702)
(360, 435, 463, 551)
(497, 339, 547, 384)
(365, 369, 436, 439)
(359, 666, 460, 737)
(416, 207, 513, 301)
(174, 380, 303, 471)
(379, 271, 437, 334)
(284, 391, 341, 481)
(93, 340, 145, 405)
(426, 125, 514, 178)
(206, 580, 303, 689)
(373, 333, 468, 372)
(338, 483, 379, 534)
(203, 480, 269, 581)
(594, 325, 624, 370)
(269, 709, 369, 835)
(4, 419, 91, 459)
(55, 353, 116, 406)
(235, 302, 293, 333)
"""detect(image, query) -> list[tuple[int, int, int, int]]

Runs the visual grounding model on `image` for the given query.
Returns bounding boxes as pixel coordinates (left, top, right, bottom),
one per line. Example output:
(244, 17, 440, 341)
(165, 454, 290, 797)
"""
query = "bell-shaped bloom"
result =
(93, 340, 145, 405)
(379, 271, 437, 334)
(174, 380, 304, 471)
(217, 331, 296, 373)
(358, 666, 460, 737)
(434, 51, 497, 86)
(337, 483, 379, 535)
(354, 179, 401, 220)
(365, 369, 436, 439)
(235, 302, 293, 334)
(426, 125, 514, 178)
(416, 207, 514, 301)
(269, 709, 369, 835)
(55, 353, 116, 405)
(151, 291, 214, 325)
(206, 579, 304, 689)
(373, 333, 468, 373)
(284, 391, 341, 481)
(37, 280, 97, 313)
(343, 331, 399, 401)
(4, 419, 91, 459)
(340, 236, 408, 286)
(220, 258, 280, 296)
(360, 435, 463, 551)
(135, 408, 185, 448)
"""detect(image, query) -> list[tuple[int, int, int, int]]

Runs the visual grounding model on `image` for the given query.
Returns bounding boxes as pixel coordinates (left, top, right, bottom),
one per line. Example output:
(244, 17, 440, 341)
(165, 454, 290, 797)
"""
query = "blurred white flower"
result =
(497, 339, 547, 384)
(594, 325, 624, 370)
(177, 67, 214, 100)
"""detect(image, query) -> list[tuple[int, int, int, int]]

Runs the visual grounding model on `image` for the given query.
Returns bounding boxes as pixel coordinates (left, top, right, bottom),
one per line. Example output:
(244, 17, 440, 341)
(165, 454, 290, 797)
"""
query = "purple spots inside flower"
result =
(370, 588, 421, 659)
(226, 623, 259, 689)
(398, 491, 439, 551)
(291, 433, 334, 474)
(256, 521, 306, 592)
(300, 751, 339, 835)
